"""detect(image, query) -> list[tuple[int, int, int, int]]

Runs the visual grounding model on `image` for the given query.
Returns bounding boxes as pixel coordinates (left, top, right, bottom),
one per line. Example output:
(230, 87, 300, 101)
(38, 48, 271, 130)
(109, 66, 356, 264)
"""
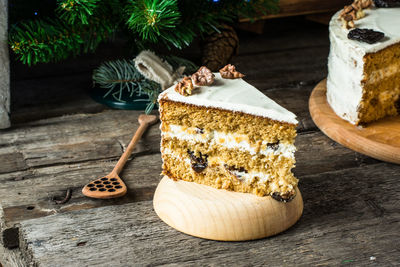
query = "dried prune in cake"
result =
(224, 164, 248, 179)
(271, 191, 296, 203)
(348, 28, 385, 44)
(370, 97, 378, 106)
(187, 150, 208, 173)
(373, 0, 400, 7)
(267, 141, 280, 151)
(195, 127, 204, 134)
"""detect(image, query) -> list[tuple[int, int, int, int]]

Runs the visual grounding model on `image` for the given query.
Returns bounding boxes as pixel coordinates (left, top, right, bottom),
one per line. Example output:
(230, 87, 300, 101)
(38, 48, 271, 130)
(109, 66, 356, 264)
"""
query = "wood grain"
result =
(153, 177, 303, 241)
(309, 79, 400, 164)
(17, 163, 400, 266)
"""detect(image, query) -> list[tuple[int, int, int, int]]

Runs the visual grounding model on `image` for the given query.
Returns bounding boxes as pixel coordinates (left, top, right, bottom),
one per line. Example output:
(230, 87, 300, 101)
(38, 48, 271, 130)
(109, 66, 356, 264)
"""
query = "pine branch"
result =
(9, 0, 121, 65)
(92, 59, 161, 114)
(9, 19, 83, 65)
(126, 0, 182, 46)
(126, 0, 279, 49)
(92, 56, 198, 113)
(9, 0, 280, 65)
(57, 0, 101, 25)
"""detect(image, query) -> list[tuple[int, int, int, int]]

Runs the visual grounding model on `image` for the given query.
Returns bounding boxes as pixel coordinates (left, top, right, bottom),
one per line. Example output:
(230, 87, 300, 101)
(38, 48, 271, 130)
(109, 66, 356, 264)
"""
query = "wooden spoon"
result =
(82, 114, 158, 199)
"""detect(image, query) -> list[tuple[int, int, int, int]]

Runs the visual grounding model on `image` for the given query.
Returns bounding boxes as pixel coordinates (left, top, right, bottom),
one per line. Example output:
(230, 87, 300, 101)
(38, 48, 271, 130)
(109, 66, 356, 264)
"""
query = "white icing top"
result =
(158, 73, 298, 124)
(330, 7, 400, 54)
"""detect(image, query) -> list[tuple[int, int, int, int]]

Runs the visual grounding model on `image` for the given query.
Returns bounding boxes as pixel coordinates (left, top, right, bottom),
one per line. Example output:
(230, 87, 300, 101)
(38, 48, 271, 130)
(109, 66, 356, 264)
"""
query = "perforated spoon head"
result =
(82, 174, 127, 199)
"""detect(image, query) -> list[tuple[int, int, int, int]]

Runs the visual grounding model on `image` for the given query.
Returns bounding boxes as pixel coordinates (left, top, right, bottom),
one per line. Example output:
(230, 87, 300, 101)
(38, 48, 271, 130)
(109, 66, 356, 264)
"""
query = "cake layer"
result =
(161, 137, 296, 176)
(159, 99, 297, 144)
(158, 73, 297, 124)
(161, 147, 297, 198)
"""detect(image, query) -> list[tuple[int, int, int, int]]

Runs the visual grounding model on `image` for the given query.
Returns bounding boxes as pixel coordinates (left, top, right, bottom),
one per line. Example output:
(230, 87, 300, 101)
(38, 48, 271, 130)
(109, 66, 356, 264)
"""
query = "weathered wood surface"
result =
(18, 163, 400, 266)
(1, 16, 399, 266)
(0, 0, 10, 129)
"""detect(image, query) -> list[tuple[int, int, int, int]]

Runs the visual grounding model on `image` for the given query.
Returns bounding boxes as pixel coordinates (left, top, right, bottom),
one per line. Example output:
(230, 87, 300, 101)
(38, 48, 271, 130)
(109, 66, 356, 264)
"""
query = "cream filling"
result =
(161, 124, 296, 158)
(161, 148, 284, 188)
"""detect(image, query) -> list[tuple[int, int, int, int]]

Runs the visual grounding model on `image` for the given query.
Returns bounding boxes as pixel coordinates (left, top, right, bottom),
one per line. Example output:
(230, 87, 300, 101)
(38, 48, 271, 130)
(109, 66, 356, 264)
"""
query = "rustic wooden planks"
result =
(18, 163, 400, 266)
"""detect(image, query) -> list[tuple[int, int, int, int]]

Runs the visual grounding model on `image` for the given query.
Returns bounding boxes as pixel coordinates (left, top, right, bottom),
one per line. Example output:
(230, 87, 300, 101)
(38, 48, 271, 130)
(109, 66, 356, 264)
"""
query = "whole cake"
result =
(327, 0, 400, 125)
(158, 65, 298, 201)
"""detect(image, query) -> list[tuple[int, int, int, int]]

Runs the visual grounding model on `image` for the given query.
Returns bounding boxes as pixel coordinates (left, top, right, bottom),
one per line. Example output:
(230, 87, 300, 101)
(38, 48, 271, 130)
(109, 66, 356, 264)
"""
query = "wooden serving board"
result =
(153, 176, 303, 241)
(309, 79, 400, 164)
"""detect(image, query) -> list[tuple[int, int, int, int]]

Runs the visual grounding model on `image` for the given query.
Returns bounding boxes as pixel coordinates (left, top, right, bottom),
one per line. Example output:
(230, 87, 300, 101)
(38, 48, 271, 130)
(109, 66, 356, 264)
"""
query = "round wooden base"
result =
(309, 79, 400, 164)
(153, 176, 303, 241)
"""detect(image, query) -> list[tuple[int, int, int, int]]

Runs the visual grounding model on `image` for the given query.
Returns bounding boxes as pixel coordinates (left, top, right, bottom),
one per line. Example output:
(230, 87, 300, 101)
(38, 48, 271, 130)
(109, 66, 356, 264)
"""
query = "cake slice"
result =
(158, 67, 298, 200)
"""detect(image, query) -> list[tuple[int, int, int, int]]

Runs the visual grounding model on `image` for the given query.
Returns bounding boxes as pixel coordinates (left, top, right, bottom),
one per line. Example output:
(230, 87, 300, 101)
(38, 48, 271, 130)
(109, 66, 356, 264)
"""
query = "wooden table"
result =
(1, 17, 399, 266)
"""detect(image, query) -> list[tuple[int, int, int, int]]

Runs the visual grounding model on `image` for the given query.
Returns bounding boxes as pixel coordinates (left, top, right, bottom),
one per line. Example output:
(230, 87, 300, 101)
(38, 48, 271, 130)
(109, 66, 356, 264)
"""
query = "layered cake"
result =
(158, 65, 298, 201)
(327, 0, 400, 125)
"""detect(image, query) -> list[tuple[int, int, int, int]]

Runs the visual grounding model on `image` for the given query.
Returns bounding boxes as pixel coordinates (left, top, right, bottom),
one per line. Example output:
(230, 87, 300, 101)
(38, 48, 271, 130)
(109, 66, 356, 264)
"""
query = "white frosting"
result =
(158, 73, 297, 124)
(162, 124, 296, 158)
(327, 7, 400, 124)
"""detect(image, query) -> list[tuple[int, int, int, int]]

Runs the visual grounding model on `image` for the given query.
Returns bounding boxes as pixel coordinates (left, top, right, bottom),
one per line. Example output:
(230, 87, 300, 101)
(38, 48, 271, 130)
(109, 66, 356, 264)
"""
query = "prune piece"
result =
(267, 141, 280, 151)
(187, 150, 208, 173)
(373, 0, 400, 7)
(224, 164, 248, 179)
(271, 191, 296, 203)
(195, 127, 204, 134)
(370, 97, 378, 106)
(348, 28, 385, 44)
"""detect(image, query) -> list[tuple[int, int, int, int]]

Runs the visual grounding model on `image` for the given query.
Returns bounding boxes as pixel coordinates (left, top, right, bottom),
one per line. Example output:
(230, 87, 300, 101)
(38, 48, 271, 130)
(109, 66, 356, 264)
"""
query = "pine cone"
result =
(202, 25, 239, 72)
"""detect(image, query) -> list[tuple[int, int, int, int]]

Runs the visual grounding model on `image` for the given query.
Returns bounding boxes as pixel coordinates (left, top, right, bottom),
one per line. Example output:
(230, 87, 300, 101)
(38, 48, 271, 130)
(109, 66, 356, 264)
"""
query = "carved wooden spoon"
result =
(82, 114, 158, 199)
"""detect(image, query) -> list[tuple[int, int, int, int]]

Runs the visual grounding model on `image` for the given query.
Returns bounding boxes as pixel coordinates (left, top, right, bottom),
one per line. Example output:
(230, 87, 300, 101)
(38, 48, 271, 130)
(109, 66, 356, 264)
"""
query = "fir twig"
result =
(92, 59, 161, 114)
(9, 19, 83, 65)
(57, 0, 101, 25)
(126, 0, 181, 46)
(9, 0, 279, 64)
(92, 56, 198, 113)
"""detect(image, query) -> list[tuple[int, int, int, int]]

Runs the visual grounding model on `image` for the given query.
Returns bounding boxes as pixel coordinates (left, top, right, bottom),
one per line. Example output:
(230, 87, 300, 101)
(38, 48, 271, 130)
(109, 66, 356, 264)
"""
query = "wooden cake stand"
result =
(309, 79, 400, 164)
(153, 176, 303, 241)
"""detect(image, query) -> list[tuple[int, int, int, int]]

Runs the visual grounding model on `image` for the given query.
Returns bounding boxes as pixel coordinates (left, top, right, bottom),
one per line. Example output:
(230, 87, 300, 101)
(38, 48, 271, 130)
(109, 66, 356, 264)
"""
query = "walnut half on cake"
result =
(158, 70, 298, 201)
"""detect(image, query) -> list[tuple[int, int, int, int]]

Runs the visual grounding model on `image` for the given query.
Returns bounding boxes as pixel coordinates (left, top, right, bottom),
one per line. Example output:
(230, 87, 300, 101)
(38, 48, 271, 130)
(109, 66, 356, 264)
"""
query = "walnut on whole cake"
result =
(192, 66, 215, 86)
(174, 76, 194, 96)
(339, 0, 373, 29)
(219, 64, 244, 79)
